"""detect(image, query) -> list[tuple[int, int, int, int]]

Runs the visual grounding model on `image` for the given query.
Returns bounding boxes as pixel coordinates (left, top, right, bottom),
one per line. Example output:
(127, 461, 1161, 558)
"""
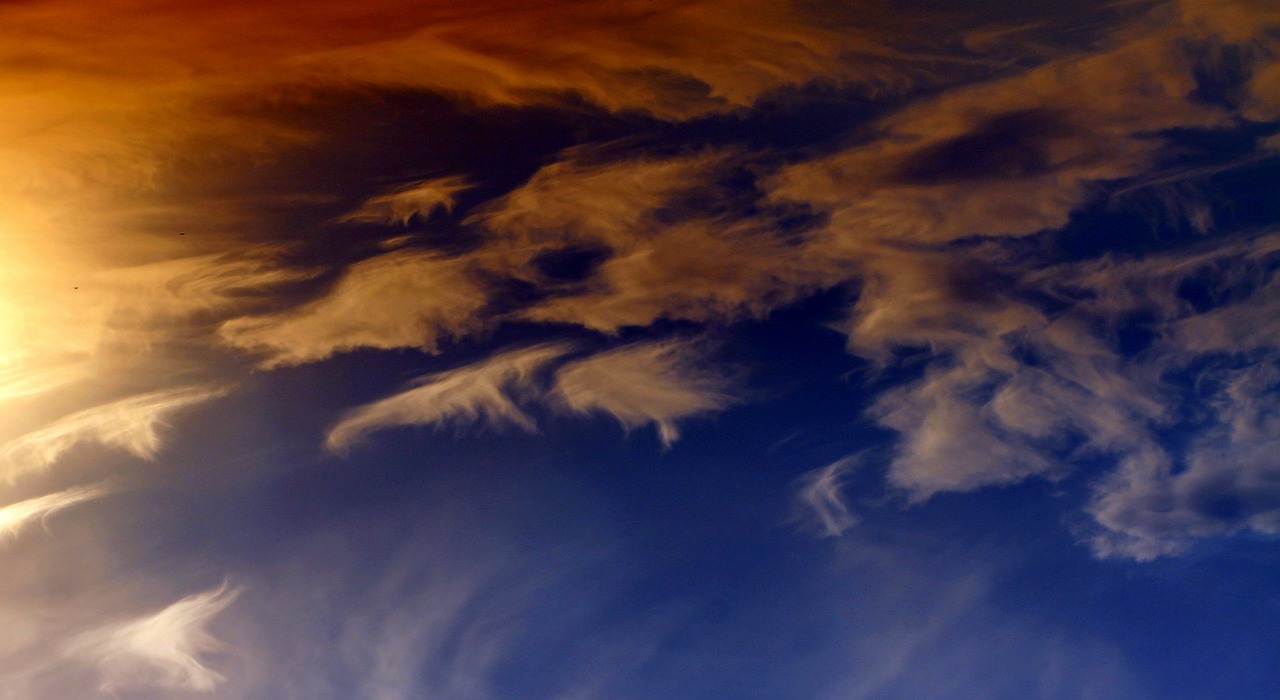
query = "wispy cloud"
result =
(328, 339, 738, 452)
(552, 340, 735, 447)
(67, 583, 241, 693)
(0, 386, 224, 482)
(326, 343, 573, 452)
(471, 152, 734, 248)
(794, 456, 860, 537)
(220, 250, 490, 367)
(1088, 362, 1280, 560)
(287, 0, 912, 119)
(0, 362, 90, 405)
(340, 175, 474, 226)
(0, 483, 114, 543)
(843, 228, 1280, 557)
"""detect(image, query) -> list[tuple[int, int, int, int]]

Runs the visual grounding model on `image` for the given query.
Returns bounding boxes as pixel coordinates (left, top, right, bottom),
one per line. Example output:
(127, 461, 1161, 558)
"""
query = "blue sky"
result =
(0, 1, 1278, 698)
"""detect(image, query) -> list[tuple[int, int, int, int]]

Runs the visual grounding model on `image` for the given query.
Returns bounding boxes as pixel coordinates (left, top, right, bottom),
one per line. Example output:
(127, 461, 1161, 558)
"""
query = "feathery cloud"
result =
(0, 483, 114, 543)
(0, 363, 90, 405)
(67, 583, 240, 693)
(551, 340, 735, 447)
(326, 343, 573, 452)
(0, 386, 224, 482)
(220, 250, 489, 367)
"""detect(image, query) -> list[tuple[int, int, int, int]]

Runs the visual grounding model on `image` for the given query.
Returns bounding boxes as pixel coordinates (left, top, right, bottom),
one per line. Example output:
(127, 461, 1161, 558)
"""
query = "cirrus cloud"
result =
(325, 342, 573, 452)
(66, 583, 241, 694)
(0, 386, 226, 483)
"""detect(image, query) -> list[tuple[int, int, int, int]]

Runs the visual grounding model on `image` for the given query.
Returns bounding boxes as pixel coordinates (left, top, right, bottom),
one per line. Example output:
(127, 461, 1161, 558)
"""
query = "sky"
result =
(0, 0, 1278, 698)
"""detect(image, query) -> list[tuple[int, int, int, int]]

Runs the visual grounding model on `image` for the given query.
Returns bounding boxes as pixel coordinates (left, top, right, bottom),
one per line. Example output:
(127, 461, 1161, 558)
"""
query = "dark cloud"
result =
(891, 108, 1073, 185)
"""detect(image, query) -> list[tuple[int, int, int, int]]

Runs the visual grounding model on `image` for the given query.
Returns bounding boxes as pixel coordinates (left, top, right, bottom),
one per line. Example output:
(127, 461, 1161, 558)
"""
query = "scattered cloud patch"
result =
(329, 339, 740, 452)
(0, 386, 224, 482)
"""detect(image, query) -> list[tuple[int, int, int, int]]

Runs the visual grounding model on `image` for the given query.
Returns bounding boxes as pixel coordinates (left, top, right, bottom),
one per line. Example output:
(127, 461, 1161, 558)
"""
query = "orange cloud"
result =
(0, 386, 224, 482)
(219, 250, 489, 366)
(0, 483, 114, 543)
(0, 0, 905, 379)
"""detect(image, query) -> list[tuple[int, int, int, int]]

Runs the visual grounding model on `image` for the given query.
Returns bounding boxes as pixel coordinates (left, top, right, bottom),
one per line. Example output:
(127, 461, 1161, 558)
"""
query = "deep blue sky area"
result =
(1, 1, 1278, 699)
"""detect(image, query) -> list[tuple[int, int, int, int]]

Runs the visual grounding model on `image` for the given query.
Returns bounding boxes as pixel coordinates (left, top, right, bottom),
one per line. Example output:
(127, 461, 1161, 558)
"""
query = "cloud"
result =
(0, 0, 910, 199)
(520, 216, 825, 331)
(0, 363, 90, 405)
(755, 0, 1280, 310)
(794, 456, 860, 537)
(836, 246, 1162, 499)
(184, 469, 659, 700)
(464, 149, 834, 332)
(1168, 276, 1280, 355)
(551, 340, 735, 447)
(326, 343, 572, 452)
(1087, 361, 1280, 560)
(289, 0, 912, 119)
(0, 386, 224, 482)
(220, 250, 490, 367)
(1057, 235, 1280, 558)
(97, 250, 316, 322)
(0, 0, 907, 431)
(264, 151, 808, 355)
(840, 227, 1280, 557)
(329, 339, 738, 452)
(340, 175, 474, 226)
(471, 151, 735, 249)
(67, 583, 240, 693)
(0, 483, 114, 543)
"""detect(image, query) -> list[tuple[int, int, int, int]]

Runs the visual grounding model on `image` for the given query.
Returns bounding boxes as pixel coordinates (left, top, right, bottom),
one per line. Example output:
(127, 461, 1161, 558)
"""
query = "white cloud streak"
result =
(0, 362, 90, 405)
(794, 456, 859, 537)
(0, 386, 225, 482)
(67, 583, 241, 693)
(0, 483, 114, 543)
